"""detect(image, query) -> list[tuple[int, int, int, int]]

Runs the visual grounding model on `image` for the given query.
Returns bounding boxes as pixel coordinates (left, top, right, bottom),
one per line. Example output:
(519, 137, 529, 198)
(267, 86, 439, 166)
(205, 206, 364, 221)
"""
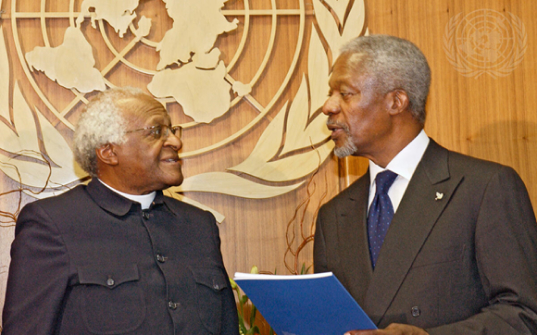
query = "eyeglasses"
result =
(125, 124, 182, 140)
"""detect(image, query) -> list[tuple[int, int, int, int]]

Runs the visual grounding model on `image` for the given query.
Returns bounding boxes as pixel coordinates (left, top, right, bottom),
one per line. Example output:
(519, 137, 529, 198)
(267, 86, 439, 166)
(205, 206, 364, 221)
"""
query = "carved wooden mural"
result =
(0, 0, 365, 218)
(2, 1, 536, 329)
(0, 0, 367, 319)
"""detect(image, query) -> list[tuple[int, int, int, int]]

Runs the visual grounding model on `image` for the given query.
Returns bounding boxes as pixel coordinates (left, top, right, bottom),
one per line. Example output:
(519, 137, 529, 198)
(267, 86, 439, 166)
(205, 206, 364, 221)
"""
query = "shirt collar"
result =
(98, 179, 156, 210)
(369, 129, 430, 184)
(87, 179, 167, 216)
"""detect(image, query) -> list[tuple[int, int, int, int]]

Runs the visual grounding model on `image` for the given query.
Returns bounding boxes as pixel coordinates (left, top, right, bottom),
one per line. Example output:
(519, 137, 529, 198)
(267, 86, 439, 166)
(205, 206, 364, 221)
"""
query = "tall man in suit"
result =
(314, 35, 537, 334)
(2, 87, 239, 334)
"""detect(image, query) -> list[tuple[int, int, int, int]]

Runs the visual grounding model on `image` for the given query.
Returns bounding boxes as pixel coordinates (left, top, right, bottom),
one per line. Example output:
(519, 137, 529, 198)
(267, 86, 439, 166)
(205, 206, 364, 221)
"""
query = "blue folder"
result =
(234, 272, 377, 335)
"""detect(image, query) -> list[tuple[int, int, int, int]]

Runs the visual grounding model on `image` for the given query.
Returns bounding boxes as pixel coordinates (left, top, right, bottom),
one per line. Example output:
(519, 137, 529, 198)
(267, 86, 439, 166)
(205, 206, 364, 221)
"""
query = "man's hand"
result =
(345, 323, 429, 335)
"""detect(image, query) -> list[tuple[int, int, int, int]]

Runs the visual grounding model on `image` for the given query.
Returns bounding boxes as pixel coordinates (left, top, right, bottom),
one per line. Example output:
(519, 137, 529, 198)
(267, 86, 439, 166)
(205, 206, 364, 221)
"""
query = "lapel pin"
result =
(435, 192, 444, 201)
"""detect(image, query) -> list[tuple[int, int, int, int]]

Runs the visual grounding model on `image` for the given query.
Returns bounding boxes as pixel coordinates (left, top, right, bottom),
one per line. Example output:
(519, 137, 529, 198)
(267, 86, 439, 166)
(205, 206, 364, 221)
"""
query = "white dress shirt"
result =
(368, 130, 430, 213)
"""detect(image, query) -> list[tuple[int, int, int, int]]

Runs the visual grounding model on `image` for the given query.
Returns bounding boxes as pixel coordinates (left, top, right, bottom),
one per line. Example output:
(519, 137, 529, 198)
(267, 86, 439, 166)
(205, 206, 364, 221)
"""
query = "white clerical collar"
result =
(369, 129, 430, 184)
(98, 179, 156, 210)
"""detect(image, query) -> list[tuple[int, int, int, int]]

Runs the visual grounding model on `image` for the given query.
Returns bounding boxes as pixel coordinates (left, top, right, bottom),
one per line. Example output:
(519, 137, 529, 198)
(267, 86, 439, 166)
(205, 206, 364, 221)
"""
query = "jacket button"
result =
(168, 301, 178, 310)
(411, 306, 421, 317)
(107, 277, 115, 286)
(156, 254, 167, 263)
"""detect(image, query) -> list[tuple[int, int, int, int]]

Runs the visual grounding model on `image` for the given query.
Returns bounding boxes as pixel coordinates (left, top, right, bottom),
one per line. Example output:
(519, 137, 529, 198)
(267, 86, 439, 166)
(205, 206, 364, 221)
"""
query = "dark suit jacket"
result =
(314, 140, 537, 334)
(2, 179, 239, 334)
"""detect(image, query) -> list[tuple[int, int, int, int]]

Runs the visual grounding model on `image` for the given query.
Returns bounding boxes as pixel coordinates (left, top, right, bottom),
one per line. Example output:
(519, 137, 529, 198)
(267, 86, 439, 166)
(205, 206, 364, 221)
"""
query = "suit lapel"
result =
(336, 173, 374, 303)
(363, 140, 463, 324)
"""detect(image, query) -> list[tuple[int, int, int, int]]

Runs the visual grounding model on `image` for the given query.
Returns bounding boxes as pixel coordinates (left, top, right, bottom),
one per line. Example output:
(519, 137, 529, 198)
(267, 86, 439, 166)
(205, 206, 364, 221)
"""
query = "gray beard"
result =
(334, 137, 358, 158)
(327, 119, 358, 158)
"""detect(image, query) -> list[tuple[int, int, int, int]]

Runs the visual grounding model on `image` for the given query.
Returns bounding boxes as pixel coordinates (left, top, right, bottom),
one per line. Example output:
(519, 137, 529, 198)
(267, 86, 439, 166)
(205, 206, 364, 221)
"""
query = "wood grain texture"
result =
(344, 1, 537, 188)
(1, 1, 536, 331)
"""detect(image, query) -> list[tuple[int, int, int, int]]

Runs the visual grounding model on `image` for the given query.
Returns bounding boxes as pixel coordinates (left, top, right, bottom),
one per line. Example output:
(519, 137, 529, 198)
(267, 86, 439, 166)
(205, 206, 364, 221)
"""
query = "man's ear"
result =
(386, 89, 410, 116)
(95, 143, 119, 166)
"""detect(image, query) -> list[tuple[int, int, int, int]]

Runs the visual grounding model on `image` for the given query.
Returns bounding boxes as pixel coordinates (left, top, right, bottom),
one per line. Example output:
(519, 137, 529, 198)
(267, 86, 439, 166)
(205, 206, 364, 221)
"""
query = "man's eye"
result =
(149, 126, 162, 138)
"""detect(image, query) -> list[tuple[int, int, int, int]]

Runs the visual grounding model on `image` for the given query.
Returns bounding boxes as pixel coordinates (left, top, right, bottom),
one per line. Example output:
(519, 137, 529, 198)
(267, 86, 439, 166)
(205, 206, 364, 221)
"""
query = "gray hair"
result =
(73, 87, 146, 177)
(340, 35, 431, 124)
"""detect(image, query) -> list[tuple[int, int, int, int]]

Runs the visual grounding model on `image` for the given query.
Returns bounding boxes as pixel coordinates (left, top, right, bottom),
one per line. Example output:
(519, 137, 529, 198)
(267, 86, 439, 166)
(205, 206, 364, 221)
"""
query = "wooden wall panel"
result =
(1, 0, 536, 332)
(0, 1, 339, 323)
(343, 0, 537, 212)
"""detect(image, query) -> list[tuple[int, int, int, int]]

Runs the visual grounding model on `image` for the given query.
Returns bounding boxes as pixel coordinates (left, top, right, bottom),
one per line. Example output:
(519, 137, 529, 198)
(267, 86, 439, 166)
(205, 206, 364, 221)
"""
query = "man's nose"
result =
(322, 95, 340, 115)
(164, 131, 182, 151)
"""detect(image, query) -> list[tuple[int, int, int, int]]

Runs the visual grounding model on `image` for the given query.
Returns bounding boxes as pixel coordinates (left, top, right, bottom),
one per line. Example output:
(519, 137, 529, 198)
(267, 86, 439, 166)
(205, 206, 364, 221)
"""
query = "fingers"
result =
(344, 323, 428, 335)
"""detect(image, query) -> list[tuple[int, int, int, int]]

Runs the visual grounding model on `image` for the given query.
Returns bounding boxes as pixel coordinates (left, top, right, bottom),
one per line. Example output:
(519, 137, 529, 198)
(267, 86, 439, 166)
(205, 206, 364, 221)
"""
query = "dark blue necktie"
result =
(368, 170, 398, 268)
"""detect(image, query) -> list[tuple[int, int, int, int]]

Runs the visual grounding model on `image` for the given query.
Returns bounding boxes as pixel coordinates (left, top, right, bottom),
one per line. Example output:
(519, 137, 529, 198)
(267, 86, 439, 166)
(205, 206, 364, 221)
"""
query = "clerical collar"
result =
(98, 179, 156, 210)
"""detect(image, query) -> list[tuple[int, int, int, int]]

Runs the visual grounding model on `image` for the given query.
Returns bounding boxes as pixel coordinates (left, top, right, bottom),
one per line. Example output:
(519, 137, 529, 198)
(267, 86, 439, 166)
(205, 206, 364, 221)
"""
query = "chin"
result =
(333, 142, 358, 158)
(168, 174, 184, 188)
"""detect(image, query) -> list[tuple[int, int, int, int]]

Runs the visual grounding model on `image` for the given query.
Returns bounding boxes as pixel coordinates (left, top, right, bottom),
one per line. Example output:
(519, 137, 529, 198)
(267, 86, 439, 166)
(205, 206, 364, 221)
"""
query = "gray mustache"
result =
(326, 119, 350, 133)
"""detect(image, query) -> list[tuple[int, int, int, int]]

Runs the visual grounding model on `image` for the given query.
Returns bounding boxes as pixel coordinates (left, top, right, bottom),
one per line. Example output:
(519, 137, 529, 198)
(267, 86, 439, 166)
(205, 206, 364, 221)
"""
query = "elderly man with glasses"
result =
(2, 87, 239, 335)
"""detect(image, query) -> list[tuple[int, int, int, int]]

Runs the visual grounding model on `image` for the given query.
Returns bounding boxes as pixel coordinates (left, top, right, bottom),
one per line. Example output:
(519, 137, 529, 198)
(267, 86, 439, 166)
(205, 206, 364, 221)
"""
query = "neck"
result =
(97, 169, 149, 195)
(366, 126, 423, 168)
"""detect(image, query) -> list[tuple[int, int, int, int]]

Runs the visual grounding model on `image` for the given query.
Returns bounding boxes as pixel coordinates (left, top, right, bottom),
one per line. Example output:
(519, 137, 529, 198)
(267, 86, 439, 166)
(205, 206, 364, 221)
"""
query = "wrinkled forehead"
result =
(335, 52, 368, 74)
(116, 93, 168, 121)
(329, 52, 371, 86)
